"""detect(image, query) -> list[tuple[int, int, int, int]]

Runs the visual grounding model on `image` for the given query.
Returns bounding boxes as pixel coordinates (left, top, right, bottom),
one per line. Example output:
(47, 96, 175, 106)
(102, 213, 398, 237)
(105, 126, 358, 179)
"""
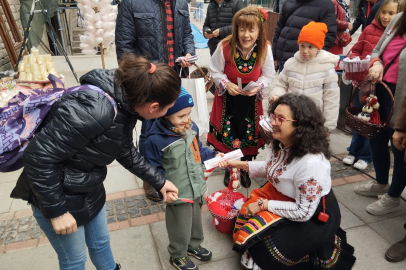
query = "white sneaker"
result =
(366, 193, 401, 215)
(354, 159, 369, 170)
(343, 155, 356, 165)
(354, 180, 389, 196)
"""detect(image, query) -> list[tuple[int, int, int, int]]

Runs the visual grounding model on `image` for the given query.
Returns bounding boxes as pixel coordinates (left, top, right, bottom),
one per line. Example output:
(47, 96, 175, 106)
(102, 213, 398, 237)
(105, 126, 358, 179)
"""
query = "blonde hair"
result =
(375, 0, 406, 26)
(222, 6, 269, 67)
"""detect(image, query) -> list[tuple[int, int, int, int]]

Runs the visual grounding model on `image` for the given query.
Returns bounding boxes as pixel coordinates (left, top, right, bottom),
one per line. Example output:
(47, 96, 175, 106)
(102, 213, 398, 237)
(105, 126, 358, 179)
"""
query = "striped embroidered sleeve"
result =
(209, 44, 229, 96)
(267, 160, 331, 222)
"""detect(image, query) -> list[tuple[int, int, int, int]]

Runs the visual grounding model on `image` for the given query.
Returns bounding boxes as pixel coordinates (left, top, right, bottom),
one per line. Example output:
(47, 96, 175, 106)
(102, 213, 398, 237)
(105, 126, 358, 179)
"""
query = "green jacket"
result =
(144, 119, 217, 204)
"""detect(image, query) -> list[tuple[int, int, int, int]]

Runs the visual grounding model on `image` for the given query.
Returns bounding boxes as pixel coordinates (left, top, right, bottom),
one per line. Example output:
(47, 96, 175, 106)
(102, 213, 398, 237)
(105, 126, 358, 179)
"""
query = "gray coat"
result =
(371, 13, 406, 129)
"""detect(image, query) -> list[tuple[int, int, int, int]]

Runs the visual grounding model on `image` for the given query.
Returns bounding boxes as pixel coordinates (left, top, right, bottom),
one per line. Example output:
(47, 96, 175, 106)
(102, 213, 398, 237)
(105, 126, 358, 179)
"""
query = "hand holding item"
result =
(216, 152, 225, 158)
(212, 29, 220, 38)
(160, 180, 179, 202)
(51, 212, 78, 235)
(242, 87, 259, 97)
(225, 82, 242, 96)
(393, 131, 406, 150)
(348, 23, 353, 31)
(369, 61, 384, 82)
(218, 159, 240, 168)
(181, 53, 193, 68)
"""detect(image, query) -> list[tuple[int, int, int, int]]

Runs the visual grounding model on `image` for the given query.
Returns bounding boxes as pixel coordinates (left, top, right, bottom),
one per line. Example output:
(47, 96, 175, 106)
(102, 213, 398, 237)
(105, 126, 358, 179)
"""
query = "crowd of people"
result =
(5, 0, 406, 269)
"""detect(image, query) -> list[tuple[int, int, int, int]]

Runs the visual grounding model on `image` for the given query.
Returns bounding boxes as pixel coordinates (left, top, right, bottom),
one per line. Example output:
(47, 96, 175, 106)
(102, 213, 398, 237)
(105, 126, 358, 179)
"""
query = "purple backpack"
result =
(0, 75, 117, 172)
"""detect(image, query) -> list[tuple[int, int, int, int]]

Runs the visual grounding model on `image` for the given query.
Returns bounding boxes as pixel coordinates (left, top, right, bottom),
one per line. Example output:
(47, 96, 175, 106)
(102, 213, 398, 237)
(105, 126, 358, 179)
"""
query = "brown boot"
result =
(385, 236, 406, 262)
(143, 182, 162, 202)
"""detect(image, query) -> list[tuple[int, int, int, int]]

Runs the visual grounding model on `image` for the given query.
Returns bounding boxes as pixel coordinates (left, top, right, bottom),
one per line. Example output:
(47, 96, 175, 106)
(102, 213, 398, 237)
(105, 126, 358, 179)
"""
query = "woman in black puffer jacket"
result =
(272, 0, 337, 71)
(10, 54, 180, 270)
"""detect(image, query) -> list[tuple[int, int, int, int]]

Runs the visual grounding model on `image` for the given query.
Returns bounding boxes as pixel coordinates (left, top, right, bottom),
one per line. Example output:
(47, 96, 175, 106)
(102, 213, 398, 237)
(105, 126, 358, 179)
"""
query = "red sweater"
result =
(328, 0, 349, 55)
(350, 19, 384, 59)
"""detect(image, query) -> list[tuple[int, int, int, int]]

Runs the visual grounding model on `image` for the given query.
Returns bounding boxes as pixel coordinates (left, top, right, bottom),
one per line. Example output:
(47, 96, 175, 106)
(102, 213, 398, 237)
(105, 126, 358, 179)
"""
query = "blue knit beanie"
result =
(164, 87, 194, 116)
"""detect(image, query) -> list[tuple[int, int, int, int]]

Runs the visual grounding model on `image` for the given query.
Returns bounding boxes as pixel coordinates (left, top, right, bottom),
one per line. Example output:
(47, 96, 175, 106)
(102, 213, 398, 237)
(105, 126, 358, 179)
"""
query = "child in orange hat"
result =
(269, 21, 340, 132)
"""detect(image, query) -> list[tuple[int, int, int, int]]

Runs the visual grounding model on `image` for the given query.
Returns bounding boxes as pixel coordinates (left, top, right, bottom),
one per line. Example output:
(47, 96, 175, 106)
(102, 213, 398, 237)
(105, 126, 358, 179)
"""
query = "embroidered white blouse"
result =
(248, 145, 332, 222)
(209, 43, 275, 100)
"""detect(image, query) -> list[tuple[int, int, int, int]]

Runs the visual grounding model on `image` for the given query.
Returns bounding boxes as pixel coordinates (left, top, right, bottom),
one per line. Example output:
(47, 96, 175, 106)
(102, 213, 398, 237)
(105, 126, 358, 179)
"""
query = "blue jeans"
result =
(278, 61, 285, 73)
(348, 89, 372, 163)
(32, 205, 116, 270)
(369, 81, 406, 198)
(196, 2, 204, 21)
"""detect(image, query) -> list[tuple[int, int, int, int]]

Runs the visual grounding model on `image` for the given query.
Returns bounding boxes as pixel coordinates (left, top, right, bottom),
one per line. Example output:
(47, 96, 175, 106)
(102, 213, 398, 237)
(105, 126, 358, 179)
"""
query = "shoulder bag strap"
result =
(383, 42, 406, 76)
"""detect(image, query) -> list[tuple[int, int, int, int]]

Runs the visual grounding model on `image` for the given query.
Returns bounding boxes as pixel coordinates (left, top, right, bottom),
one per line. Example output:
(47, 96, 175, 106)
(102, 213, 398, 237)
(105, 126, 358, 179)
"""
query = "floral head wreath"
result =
(258, 7, 267, 22)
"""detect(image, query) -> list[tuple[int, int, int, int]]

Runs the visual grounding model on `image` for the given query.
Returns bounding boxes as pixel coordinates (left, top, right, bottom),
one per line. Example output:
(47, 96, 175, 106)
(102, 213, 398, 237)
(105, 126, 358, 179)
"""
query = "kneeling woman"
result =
(219, 94, 356, 270)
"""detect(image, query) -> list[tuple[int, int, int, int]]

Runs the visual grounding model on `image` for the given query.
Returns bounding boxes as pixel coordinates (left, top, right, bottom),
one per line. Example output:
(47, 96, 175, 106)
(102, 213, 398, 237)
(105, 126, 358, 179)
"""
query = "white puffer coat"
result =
(270, 50, 340, 131)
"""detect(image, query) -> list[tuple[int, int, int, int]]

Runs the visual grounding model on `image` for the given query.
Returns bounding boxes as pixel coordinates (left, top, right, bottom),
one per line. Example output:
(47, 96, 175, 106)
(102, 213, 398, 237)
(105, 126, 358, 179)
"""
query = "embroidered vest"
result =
(222, 43, 261, 85)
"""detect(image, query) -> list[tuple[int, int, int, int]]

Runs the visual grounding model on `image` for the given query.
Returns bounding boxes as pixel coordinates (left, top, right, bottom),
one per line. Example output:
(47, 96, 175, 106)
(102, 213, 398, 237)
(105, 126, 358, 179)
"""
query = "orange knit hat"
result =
(297, 22, 328, 50)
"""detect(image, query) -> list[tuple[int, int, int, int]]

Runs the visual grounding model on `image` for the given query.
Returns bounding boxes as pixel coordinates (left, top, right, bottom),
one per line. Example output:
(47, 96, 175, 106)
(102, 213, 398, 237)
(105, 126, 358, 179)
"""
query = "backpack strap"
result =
(48, 74, 65, 89)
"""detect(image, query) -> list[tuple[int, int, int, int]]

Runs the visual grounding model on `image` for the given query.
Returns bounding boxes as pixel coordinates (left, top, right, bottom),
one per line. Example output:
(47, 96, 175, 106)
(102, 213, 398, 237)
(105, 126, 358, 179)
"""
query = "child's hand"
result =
(369, 61, 384, 82)
(166, 192, 178, 203)
(269, 95, 279, 102)
(218, 159, 239, 168)
(215, 152, 224, 158)
(160, 180, 178, 202)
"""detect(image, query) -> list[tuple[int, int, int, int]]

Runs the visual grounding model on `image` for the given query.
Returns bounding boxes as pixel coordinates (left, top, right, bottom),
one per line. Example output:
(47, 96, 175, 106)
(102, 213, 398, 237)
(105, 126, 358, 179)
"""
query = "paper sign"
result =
(237, 77, 242, 89)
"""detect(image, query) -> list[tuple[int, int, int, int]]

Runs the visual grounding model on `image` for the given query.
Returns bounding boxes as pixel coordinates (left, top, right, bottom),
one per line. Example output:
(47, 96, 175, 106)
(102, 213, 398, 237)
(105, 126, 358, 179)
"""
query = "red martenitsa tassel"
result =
(369, 110, 381, 124)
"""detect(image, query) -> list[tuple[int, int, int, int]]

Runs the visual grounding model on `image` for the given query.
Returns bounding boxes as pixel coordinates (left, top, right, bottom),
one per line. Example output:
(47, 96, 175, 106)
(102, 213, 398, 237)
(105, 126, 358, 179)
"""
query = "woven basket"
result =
(345, 80, 394, 138)
(189, 63, 214, 93)
(343, 40, 373, 84)
(207, 191, 247, 234)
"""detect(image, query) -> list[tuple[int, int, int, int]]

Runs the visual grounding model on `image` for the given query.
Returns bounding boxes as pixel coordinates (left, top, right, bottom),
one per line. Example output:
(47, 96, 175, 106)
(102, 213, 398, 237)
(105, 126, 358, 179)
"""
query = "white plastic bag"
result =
(181, 76, 209, 133)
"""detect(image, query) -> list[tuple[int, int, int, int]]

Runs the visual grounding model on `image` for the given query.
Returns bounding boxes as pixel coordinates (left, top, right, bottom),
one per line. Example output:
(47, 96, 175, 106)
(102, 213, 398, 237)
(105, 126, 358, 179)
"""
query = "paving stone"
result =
(15, 232, 30, 242)
(124, 197, 134, 202)
(150, 206, 161, 213)
(106, 210, 115, 217)
(18, 217, 32, 225)
(114, 199, 124, 205)
(126, 201, 136, 208)
(17, 224, 30, 233)
(105, 204, 113, 211)
(160, 205, 166, 212)
(133, 195, 145, 200)
(116, 209, 126, 215)
(127, 208, 140, 215)
(105, 201, 113, 207)
(0, 220, 6, 227)
(130, 212, 141, 218)
(116, 215, 127, 221)
(6, 222, 18, 231)
(141, 208, 151, 216)
(107, 216, 116, 224)
(137, 200, 148, 208)
(31, 227, 44, 239)
(0, 226, 4, 235)
(115, 204, 125, 210)
(30, 220, 39, 228)
(3, 231, 17, 244)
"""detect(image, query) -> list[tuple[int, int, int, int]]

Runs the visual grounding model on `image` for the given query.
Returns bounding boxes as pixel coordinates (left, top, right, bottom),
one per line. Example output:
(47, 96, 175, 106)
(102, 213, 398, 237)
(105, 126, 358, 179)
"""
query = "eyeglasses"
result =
(269, 113, 297, 127)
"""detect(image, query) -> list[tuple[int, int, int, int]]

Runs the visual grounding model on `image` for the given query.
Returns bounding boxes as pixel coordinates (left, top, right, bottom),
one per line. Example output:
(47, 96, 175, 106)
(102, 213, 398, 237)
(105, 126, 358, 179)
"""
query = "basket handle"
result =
(346, 40, 374, 59)
(349, 79, 395, 127)
(192, 63, 209, 81)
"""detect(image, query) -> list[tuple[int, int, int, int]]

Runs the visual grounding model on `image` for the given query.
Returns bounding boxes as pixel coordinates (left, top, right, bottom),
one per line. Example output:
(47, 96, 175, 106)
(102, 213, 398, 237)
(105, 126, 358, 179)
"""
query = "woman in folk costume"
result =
(219, 94, 356, 270)
(208, 6, 275, 188)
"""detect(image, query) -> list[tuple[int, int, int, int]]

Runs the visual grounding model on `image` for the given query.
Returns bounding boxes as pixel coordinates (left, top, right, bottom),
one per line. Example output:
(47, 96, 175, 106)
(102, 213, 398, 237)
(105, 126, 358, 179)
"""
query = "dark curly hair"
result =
(268, 93, 331, 163)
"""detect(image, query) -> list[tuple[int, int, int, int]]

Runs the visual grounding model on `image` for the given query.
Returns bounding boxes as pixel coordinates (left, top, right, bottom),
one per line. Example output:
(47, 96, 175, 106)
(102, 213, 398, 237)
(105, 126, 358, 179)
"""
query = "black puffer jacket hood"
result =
(272, 0, 337, 62)
(11, 69, 166, 226)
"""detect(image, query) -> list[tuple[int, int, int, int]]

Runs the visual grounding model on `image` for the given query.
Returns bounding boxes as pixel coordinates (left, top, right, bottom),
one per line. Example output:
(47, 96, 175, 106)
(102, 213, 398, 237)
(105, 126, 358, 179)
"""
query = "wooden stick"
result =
(93, 7, 105, 69)
(99, 43, 105, 69)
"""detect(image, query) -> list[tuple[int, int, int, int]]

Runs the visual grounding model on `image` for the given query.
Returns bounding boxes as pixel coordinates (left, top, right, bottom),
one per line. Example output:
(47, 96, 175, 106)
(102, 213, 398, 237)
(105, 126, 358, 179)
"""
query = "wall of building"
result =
(0, 0, 23, 71)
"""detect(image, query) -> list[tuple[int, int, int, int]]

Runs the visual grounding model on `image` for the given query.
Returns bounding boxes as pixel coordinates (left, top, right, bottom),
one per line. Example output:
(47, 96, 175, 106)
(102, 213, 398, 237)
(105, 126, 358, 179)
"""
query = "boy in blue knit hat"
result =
(144, 87, 223, 270)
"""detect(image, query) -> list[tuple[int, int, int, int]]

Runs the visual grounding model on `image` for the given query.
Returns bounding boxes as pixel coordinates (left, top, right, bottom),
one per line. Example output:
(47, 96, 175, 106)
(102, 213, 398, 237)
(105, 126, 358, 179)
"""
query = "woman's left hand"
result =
(215, 152, 225, 158)
(181, 53, 193, 68)
(393, 131, 406, 150)
(242, 87, 259, 97)
(369, 61, 384, 82)
(246, 202, 261, 217)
